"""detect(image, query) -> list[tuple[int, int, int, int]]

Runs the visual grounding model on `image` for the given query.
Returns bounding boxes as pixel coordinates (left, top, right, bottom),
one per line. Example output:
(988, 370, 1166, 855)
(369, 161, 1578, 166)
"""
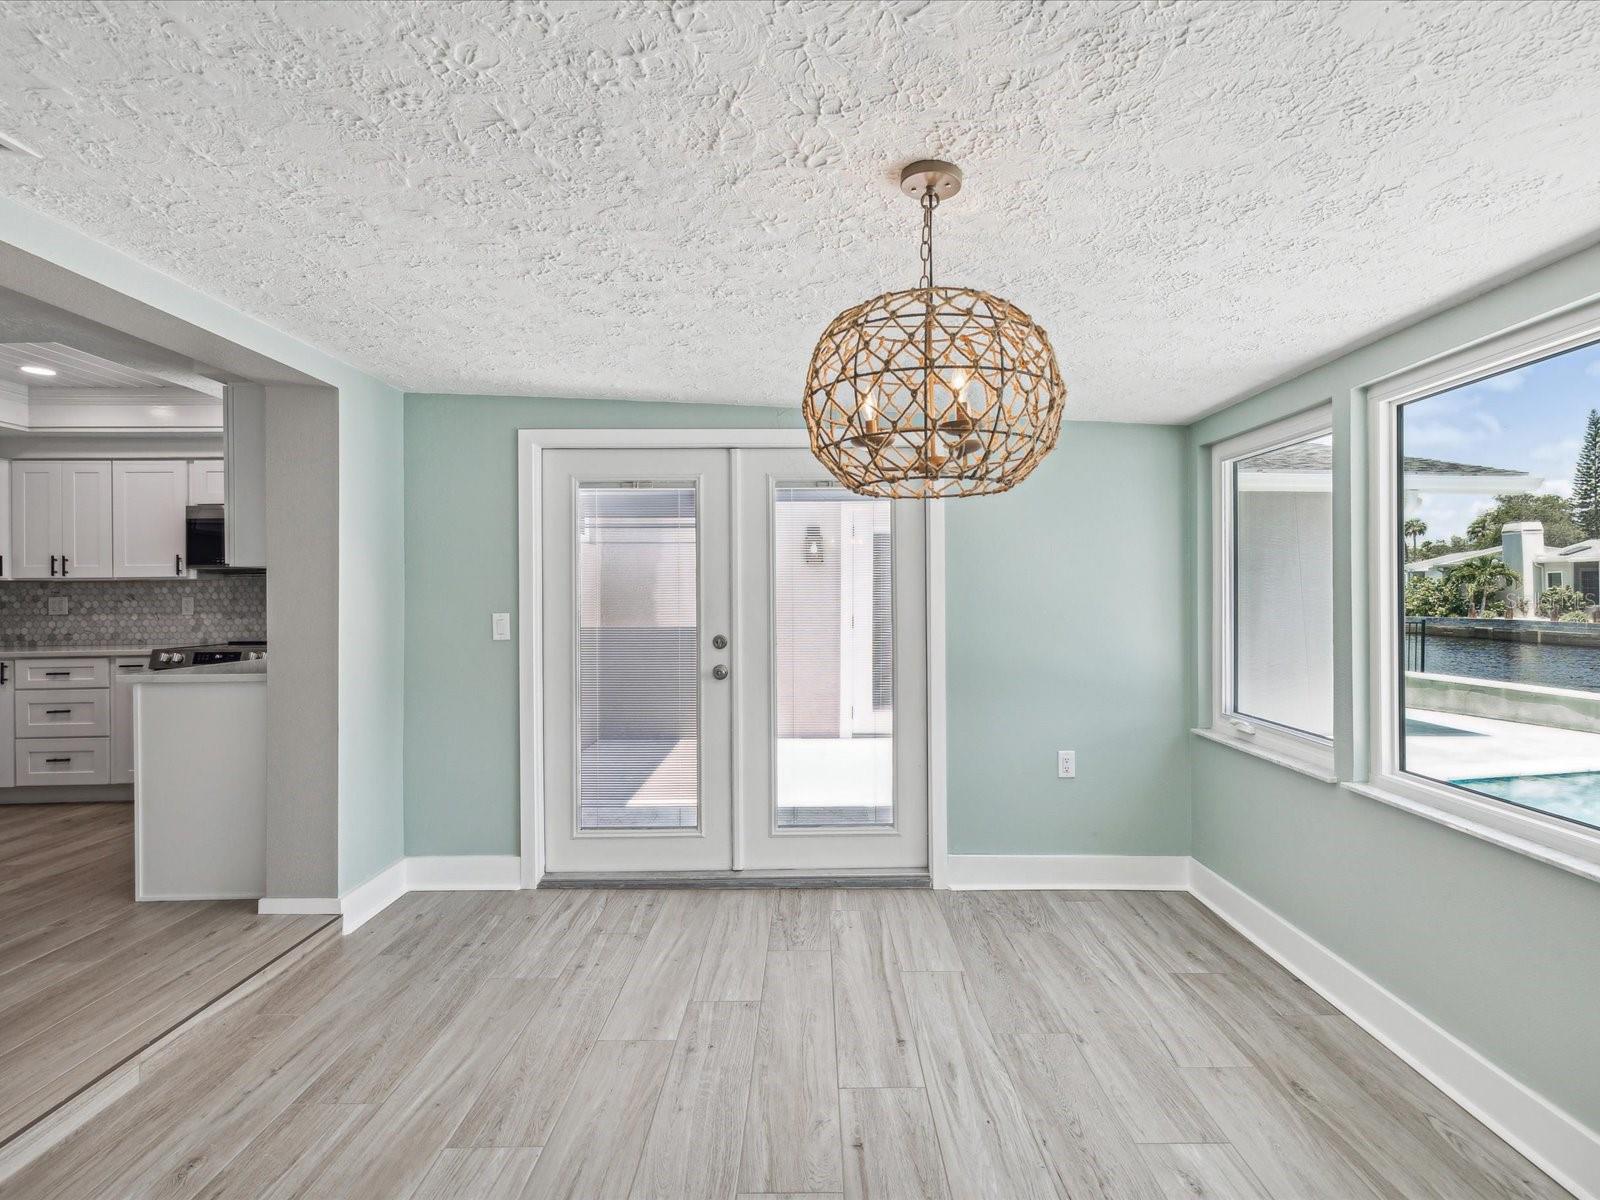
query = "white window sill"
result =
(1190, 727, 1339, 785)
(1343, 780, 1600, 886)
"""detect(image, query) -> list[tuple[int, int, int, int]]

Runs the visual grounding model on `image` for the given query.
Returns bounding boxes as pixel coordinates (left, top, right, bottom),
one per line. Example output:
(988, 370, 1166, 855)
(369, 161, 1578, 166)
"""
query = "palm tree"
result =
(1445, 557, 1519, 617)
(1403, 518, 1427, 553)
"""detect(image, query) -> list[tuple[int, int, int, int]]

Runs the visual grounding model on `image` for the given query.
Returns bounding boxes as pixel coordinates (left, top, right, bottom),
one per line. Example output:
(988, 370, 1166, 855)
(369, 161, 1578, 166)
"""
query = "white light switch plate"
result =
(1057, 750, 1076, 779)
(492, 612, 511, 641)
(48, 596, 68, 616)
(182, 596, 195, 616)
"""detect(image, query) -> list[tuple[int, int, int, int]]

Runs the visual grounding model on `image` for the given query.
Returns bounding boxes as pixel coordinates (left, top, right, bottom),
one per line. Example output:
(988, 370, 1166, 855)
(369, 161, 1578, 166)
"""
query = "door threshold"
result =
(538, 869, 931, 890)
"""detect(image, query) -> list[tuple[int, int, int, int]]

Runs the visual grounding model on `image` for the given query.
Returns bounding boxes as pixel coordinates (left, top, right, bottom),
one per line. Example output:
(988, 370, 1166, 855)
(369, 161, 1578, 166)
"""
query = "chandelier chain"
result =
(919, 189, 938, 290)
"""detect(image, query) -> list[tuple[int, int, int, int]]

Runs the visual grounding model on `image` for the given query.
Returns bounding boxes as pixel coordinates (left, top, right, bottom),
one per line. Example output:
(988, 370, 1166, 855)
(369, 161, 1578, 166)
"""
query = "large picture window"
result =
(1370, 302, 1600, 877)
(1208, 408, 1335, 773)
(1394, 343, 1600, 831)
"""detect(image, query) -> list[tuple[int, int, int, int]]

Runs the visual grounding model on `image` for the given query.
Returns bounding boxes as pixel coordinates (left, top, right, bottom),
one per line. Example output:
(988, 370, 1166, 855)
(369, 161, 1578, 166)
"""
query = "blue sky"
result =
(1401, 340, 1600, 540)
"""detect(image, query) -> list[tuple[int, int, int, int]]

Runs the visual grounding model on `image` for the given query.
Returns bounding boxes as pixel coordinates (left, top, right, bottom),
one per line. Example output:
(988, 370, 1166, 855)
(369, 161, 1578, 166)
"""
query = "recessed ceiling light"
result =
(19, 364, 56, 377)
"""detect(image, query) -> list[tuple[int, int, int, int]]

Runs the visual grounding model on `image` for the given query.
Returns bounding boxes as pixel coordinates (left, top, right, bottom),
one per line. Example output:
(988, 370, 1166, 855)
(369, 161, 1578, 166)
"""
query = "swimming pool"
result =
(1456, 771, 1600, 830)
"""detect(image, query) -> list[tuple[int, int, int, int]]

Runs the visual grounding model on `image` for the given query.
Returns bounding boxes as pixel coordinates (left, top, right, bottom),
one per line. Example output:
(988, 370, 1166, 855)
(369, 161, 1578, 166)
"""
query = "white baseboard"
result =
(944, 853, 1191, 890)
(257, 896, 341, 916)
(338, 858, 407, 934)
(1189, 861, 1600, 1200)
(406, 854, 522, 892)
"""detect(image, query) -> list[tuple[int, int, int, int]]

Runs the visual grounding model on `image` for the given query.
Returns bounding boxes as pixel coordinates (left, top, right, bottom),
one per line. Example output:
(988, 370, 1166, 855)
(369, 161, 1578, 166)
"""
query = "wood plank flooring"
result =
(0, 804, 332, 1149)
(2, 877, 1573, 1199)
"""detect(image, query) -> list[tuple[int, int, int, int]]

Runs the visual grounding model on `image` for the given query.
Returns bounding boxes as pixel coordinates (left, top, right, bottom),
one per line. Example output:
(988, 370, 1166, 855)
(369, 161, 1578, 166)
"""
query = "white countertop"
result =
(0, 645, 153, 659)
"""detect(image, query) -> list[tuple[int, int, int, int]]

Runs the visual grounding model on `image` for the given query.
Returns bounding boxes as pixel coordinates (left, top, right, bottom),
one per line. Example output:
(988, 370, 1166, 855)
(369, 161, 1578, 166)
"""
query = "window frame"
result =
(1207, 404, 1337, 778)
(1365, 298, 1600, 882)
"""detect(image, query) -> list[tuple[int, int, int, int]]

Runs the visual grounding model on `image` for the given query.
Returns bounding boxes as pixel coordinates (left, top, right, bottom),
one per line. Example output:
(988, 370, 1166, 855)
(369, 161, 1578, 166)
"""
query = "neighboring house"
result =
(1408, 524, 1600, 607)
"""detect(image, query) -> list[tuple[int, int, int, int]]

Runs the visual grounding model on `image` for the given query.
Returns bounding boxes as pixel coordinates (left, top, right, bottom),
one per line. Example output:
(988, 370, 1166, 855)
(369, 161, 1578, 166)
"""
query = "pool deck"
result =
(1406, 706, 1600, 780)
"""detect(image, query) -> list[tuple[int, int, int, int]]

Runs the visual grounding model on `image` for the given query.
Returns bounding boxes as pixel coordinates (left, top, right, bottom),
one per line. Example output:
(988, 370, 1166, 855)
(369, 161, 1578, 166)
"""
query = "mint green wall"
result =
(403, 400, 1192, 859)
(1188, 241, 1600, 1131)
(403, 394, 797, 855)
(947, 423, 1191, 853)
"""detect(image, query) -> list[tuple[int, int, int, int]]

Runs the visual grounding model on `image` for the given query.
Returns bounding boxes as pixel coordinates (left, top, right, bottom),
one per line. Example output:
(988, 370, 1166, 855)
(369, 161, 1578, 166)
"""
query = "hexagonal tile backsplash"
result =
(0, 577, 266, 649)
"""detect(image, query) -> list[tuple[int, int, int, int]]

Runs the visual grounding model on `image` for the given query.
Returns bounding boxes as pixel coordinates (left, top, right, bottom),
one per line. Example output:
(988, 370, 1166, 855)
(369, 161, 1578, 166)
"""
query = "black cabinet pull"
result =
(43, 708, 71, 715)
(44, 671, 69, 677)
(175, 553, 182, 575)
(50, 554, 57, 577)
(44, 757, 71, 764)
(62, 555, 69, 576)
(0, 663, 8, 685)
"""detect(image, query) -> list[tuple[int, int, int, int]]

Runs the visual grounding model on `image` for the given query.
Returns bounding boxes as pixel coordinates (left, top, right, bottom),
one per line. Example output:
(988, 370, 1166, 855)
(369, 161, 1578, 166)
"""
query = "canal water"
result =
(1409, 633, 1600, 693)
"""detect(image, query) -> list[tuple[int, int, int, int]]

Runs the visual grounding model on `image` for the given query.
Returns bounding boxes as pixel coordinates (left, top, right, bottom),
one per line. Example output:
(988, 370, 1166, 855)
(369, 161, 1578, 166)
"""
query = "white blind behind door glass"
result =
(576, 484, 699, 830)
(772, 485, 894, 828)
(1233, 435, 1335, 739)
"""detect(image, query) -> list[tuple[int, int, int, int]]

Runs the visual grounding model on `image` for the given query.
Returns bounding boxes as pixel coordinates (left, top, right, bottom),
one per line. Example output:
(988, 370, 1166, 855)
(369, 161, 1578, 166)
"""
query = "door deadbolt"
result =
(711, 664, 729, 680)
(711, 634, 728, 650)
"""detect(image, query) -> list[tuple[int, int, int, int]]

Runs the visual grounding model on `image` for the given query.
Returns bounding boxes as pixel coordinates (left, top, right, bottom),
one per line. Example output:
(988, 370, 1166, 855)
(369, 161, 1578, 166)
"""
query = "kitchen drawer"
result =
(15, 737, 110, 786)
(15, 688, 110, 738)
(15, 658, 111, 689)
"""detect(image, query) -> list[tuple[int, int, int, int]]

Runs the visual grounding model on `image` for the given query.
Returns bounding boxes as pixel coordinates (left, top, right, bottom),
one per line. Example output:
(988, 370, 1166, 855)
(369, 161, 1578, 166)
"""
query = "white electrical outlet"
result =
(48, 596, 68, 616)
(492, 612, 511, 641)
(182, 596, 195, 616)
(1057, 750, 1076, 779)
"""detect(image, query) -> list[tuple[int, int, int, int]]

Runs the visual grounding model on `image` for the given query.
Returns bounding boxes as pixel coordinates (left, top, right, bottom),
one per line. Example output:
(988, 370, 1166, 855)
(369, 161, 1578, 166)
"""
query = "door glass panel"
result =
(576, 483, 699, 830)
(772, 485, 894, 828)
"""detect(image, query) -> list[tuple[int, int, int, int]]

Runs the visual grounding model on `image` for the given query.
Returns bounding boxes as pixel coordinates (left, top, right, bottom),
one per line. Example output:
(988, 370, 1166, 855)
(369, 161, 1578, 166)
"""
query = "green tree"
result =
(1404, 574, 1466, 617)
(1572, 408, 1600, 540)
(1410, 533, 1471, 562)
(1465, 493, 1583, 549)
(1403, 518, 1427, 552)
(1445, 557, 1519, 617)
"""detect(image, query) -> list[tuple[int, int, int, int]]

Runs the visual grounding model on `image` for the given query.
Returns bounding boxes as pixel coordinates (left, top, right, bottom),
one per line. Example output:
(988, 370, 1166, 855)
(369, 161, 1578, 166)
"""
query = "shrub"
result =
(1539, 584, 1590, 618)
(1404, 575, 1466, 617)
(1558, 610, 1592, 623)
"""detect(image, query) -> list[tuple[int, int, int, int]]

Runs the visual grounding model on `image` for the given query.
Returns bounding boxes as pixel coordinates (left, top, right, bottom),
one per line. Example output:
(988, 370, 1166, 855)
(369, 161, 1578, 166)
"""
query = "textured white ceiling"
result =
(1, 1, 1599, 422)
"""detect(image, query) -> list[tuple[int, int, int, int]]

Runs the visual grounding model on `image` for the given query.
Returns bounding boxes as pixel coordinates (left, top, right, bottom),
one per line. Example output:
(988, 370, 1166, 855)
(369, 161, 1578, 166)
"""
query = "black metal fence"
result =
(1403, 617, 1427, 673)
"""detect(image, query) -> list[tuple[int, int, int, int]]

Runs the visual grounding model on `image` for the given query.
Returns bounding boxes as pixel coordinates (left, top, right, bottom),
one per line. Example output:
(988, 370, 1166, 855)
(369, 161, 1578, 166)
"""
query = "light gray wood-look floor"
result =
(0, 804, 331, 1148)
(2, 877, 1573, 1199)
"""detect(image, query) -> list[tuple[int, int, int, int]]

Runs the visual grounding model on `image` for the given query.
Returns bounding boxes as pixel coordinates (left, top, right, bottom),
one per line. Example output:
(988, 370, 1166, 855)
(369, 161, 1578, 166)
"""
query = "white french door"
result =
(539, 445, 928, 875)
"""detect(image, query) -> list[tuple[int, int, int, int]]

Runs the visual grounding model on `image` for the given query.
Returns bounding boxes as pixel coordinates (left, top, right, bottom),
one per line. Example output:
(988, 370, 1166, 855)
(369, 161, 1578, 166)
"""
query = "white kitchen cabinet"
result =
(61, 461, 114, 578)
(113, 460, 188, 578)
(0, 460, 10, 580)
(11, 460, 60, 578)
(111, 657, 145, 785)
(10, 460, 114, 579)
(0, 662, 13, 789)
(14, 687, 110, 738)
(224, 384, 266, 568)
(15, 738, 110, 787)
(188, 459, 225, 506)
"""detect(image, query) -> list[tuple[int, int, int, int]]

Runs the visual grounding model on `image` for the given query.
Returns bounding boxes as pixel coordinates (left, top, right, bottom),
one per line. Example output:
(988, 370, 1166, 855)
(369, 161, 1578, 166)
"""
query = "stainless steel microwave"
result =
(185, 504, 226, 569)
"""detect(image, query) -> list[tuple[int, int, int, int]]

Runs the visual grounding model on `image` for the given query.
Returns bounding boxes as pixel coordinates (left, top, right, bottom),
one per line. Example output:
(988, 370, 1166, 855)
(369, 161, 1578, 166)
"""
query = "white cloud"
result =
(1404, 411, 1503, 452)
(1480, 372, 1525, 393)
(1529, 437, 1581, 464)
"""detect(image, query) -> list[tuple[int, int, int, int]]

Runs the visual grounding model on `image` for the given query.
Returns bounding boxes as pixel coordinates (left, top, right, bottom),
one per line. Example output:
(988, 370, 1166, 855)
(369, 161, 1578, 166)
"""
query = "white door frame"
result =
(517, 427, 948, 888)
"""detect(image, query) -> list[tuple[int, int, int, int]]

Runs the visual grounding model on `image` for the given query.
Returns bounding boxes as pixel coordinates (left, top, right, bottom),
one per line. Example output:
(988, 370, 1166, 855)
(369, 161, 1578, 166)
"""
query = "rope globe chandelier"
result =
(802, 160, 1066, 499)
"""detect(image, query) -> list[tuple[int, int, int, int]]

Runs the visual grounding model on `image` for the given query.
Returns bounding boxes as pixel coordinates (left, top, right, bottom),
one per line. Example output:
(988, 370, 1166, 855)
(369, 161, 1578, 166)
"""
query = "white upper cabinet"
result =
(61, 461, 114, 579)
(10, 460, 112, 579)
(113, 460, 187, 578)
(0, 460, 10, 580)
(188, 459, 225, 506)
(11, 460, 61, 578)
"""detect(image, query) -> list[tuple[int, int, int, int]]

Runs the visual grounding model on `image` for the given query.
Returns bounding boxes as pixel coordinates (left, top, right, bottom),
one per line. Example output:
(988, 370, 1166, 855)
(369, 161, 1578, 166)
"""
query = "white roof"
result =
(1406, 546, 1501, 572)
